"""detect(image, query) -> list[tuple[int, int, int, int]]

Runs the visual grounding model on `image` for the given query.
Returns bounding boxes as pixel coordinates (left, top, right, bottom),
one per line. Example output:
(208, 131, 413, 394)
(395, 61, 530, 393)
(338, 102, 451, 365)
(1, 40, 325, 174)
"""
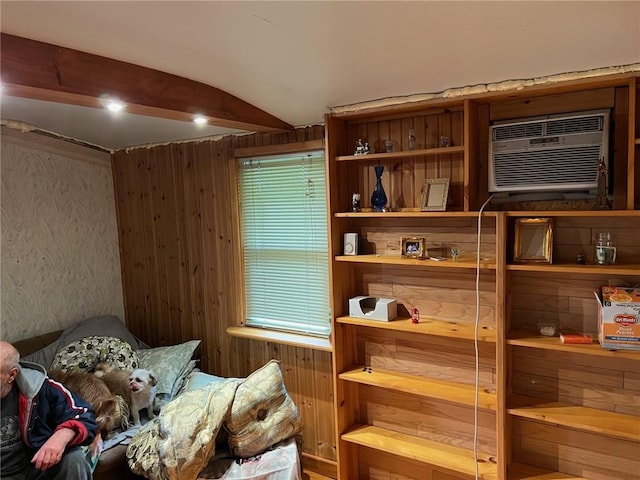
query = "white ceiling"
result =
(1, 1, 639, 151)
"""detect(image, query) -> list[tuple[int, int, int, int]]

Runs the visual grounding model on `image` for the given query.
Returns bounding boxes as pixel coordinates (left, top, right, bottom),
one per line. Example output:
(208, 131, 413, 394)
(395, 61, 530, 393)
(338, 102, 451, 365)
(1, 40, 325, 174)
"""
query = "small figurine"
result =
(352, 193, 361, 212)
(354, 139, 371, 155)
(450, 248, 459, 262)
(411, 307, 420, 324)
(576, 253, 586, 265)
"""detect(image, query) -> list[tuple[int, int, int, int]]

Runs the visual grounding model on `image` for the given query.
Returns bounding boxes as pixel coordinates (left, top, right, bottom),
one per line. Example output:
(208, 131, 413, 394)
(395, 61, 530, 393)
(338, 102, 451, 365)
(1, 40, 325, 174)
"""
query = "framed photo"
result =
(401, 237, 426, 259)
(514, 218, 553, 264)
(421, 178, 450, 211)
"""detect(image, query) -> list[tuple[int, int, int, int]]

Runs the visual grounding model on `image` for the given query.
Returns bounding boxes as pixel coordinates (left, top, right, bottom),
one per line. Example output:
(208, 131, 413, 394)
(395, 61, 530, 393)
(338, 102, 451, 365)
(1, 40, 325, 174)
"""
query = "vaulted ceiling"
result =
(1, 1, 639, 150)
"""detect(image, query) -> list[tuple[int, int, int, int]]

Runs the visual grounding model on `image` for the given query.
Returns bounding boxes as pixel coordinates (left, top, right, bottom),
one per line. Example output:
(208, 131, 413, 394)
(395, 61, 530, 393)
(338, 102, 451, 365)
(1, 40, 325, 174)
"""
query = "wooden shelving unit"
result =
(327, 72, 640, 480)
(337, 315, 497, 342)
(342, 425, 498, 480)
(336, 145, 465, 162)
(336, 254, 496, 269)
(507, 330, 640, 360)
(507, 395, 640, 442)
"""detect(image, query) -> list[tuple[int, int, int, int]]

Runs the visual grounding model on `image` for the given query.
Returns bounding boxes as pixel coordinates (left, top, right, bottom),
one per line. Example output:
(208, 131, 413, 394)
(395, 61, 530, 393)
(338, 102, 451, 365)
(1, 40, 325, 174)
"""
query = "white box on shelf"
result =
(349, 296, 397, 322)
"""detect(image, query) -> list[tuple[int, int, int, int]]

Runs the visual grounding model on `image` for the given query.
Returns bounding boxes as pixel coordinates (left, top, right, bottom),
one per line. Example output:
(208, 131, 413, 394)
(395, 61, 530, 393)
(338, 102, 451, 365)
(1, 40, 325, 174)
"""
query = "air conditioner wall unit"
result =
(489, 109, 610, 193)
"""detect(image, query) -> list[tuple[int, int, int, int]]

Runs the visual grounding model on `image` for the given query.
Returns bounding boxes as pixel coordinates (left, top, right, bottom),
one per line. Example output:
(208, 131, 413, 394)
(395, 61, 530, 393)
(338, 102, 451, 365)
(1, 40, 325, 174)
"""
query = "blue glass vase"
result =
(371, 165, 387, 212)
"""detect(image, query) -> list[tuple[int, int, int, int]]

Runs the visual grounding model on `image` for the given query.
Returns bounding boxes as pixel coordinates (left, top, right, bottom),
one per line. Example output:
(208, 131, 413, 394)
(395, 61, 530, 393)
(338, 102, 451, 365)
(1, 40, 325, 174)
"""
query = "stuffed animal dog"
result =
(94, 363, 158, 426)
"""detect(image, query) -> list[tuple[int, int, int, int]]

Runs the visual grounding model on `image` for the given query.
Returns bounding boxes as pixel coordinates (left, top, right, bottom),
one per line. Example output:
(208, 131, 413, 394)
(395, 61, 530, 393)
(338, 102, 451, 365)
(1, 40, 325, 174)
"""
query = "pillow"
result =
(24, 315, 141, 369)
(136, 340, 200, 405)
(225, 360, 303, 458)
(50, 335, 139, 373)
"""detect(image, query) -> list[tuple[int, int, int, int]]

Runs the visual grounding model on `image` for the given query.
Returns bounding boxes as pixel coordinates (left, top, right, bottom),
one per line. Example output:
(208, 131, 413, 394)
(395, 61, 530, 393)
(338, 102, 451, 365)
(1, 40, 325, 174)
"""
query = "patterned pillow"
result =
(136, 340, 200, 410)
(50, 336, 139, 373)
(225, 360, 303, 458)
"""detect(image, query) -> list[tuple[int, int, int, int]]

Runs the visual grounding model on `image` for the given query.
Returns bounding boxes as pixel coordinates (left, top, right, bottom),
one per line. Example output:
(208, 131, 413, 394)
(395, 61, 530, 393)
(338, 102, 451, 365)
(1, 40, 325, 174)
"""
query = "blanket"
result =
(127, 378, 242, 480)
(126, 360, 304, 480)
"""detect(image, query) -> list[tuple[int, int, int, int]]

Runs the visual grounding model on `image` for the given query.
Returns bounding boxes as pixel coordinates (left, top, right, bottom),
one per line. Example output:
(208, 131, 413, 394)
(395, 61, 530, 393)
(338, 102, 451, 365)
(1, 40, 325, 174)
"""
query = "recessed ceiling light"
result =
(105, 99, 126, 113)
(192, 115, 208, 125)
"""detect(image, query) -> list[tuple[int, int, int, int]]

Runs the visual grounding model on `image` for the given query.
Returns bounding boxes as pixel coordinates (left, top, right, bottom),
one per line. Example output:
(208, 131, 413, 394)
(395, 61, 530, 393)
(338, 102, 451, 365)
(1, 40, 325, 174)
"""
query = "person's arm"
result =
(31, 427, 76, 470)
(43, 377, 98, 448)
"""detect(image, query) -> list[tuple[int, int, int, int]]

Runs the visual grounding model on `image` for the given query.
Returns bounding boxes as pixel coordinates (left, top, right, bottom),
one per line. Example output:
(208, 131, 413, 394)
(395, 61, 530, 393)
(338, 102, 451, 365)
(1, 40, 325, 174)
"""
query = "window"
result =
(237, 150, 330, 337)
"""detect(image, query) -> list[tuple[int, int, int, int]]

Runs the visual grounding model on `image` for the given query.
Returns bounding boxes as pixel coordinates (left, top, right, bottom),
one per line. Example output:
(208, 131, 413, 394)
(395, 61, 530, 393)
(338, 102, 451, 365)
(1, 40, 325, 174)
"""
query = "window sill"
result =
(226, 326, 332, 352)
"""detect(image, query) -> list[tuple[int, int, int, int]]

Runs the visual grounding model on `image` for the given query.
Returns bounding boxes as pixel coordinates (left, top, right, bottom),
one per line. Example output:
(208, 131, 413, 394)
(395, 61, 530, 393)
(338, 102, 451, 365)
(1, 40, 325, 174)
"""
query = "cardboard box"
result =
(349, 296, 397, 322)
(596, 286, 640, 350)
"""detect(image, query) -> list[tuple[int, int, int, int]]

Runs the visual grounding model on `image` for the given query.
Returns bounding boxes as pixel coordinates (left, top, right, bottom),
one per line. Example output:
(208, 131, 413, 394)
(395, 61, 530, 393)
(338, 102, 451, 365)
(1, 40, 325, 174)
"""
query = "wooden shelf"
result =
(336, 145, 464, 162)
(504, 210, 640, 217)
(336, 254, 496, 270)
(339, 365, 497, 410)
(341, 424, 498, 479)
(506, 263, 640, 276)
(508, 463, 585, 479)
(337, 316, 496, 342)
(334, 210, 496, 218)
(508, 395, 640, 442)
(507, 330, 640, 360)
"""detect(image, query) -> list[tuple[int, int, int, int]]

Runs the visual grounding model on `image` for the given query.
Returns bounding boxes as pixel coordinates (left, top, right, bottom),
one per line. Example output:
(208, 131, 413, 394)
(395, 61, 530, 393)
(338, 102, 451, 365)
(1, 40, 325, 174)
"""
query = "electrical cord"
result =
(474, 194, 494, 479)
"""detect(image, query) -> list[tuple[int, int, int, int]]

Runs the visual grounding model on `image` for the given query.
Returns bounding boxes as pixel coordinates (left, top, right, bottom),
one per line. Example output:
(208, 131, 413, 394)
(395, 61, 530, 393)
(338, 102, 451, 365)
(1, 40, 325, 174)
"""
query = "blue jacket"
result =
(15, 361, 97, 449)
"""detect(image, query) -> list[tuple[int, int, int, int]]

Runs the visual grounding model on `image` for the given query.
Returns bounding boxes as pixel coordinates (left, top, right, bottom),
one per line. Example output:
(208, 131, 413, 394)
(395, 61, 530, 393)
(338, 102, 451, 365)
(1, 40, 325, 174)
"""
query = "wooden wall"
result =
(111, 126, 336, 470)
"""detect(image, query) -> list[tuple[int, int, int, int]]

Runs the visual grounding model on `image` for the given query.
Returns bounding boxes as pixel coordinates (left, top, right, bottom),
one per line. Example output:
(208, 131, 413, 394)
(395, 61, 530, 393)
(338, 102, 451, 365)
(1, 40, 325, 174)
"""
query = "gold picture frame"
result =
(401, 237, 426, 259)
(514, 218, 553, 264)
(420, 178, 450, 211)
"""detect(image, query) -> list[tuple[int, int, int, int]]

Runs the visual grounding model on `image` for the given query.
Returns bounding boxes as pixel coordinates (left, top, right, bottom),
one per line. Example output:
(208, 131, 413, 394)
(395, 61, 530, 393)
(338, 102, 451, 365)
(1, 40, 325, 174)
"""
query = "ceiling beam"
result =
(0, 33, 293, 132)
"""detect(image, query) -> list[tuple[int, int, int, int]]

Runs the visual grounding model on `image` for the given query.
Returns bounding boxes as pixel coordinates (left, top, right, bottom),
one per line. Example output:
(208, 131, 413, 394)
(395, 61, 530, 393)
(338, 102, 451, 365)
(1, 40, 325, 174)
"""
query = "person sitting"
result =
(0, 340, 98, 480)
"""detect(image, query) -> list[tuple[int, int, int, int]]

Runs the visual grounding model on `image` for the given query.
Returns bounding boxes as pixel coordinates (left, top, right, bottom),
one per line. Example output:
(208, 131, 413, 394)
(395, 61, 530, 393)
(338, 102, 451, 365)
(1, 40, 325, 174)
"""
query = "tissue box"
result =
(349, 296, 397, 322)
(595, 286, 640, 351)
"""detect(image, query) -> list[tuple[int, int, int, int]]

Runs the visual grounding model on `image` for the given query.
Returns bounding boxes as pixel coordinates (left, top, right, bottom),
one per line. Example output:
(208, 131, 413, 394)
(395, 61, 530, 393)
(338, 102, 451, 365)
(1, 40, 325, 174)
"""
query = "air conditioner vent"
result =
(545, 116, 603, 136)
(493, 123, 544, 141)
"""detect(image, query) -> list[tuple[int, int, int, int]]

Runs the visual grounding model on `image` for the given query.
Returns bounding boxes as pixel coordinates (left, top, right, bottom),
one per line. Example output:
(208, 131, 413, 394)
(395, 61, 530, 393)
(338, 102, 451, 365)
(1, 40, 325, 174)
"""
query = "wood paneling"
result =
(111, 125, 336, 465)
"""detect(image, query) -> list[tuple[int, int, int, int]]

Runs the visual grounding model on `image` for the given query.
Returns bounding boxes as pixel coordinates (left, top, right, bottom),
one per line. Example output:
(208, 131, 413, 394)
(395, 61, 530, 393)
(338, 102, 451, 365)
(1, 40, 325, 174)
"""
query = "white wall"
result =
(1, 127, 124, 342)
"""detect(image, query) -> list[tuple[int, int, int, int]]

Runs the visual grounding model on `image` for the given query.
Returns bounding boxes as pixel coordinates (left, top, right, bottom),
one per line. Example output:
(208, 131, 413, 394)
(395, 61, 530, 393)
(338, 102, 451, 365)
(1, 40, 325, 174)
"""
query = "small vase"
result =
(371, 165, 387, 212)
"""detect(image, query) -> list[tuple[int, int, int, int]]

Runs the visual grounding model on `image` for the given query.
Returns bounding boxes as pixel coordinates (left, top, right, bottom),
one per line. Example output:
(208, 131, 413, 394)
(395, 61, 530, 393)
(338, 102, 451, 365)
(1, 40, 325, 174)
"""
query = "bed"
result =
(14, 315, 303, 480)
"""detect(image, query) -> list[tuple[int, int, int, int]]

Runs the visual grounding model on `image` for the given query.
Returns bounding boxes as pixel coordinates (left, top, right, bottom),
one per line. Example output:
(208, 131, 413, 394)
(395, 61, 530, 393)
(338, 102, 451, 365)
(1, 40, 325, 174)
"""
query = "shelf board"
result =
(507, 330, 640, 360)
(504, 210, 640, 217)
(336, 254, 496, 270)
(339, 365, 497, 410)
(334, 210, 496, 218)
(341, 424, 498, 479)
(336, 316, 496, 342)
(508, 462, 585, 479)
(507, 263, 640, 276)
(508, 395, 640, 441)
(336, 145, 464, 162)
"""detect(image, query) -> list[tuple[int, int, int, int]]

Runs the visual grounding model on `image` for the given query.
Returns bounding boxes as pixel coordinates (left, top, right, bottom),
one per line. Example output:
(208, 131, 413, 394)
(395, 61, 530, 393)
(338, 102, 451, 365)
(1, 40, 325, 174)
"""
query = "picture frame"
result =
(513, 218, 553, 264)
(401, 237, 426, 259)
(420, 178, 450, 211)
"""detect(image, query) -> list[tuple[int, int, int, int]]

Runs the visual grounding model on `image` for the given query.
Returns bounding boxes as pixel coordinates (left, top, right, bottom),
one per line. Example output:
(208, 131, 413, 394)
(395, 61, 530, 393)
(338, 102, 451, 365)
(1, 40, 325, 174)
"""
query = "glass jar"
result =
(595, 232, 616, 265)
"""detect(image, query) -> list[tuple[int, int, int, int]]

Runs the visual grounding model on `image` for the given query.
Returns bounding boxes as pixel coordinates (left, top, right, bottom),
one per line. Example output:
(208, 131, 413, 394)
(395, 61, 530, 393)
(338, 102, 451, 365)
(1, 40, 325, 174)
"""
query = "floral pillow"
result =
(50, 335, 139, 373)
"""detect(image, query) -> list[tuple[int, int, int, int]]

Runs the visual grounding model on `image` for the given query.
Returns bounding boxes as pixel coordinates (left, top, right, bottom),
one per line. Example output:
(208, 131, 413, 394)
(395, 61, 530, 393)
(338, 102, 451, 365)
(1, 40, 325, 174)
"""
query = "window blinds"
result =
(237, 150, 331, 337)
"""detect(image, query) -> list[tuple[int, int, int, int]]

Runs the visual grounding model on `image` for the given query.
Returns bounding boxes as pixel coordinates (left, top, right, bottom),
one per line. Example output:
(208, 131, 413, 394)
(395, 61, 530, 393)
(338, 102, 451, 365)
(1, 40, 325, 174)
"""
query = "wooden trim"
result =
(301, 453, 337, 479)
(495, 212, 508, 480)
(628, 77, 637, 209)
(233, 139, 324, 158)
(226, 326, 332, 352)
(0, 33, 292, 132)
